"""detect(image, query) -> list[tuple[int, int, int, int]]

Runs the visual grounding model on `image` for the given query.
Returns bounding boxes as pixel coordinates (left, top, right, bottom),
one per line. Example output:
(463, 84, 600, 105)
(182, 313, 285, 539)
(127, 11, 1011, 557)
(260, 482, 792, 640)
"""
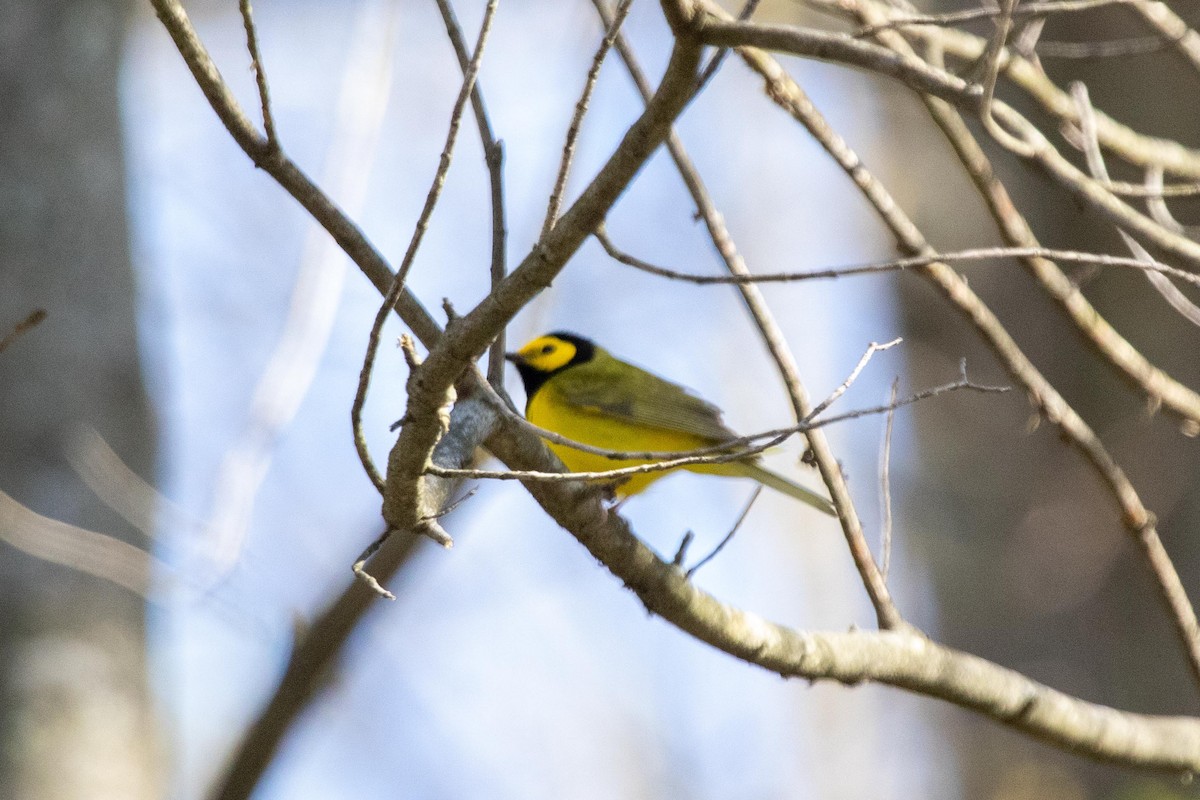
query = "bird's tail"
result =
(738, 462, 837, 517)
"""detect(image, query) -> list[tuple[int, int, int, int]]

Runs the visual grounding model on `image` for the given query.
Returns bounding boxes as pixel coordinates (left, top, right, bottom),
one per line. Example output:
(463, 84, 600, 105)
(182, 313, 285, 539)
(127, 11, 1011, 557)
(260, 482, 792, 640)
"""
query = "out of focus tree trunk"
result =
(0, 0, 164, 797)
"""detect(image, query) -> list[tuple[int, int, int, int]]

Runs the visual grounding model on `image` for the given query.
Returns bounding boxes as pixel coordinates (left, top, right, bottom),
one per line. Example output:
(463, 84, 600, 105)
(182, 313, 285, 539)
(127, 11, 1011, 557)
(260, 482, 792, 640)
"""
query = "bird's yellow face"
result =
(510, 334, 578, 373)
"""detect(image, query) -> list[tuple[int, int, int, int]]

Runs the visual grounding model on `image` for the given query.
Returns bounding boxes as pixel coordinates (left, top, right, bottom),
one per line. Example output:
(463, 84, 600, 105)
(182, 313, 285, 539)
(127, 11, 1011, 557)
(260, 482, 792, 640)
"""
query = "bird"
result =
(505, 331, 836, 516)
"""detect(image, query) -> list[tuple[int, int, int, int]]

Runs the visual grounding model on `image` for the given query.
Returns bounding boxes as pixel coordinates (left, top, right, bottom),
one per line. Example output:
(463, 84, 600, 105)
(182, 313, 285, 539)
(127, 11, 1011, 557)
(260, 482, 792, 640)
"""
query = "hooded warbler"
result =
(505, 332, 836, 516)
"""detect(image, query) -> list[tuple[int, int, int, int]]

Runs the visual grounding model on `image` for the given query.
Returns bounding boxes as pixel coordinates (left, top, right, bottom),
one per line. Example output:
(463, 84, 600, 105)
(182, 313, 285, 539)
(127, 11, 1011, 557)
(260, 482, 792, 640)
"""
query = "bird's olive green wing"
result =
(551, 353, 740, 444)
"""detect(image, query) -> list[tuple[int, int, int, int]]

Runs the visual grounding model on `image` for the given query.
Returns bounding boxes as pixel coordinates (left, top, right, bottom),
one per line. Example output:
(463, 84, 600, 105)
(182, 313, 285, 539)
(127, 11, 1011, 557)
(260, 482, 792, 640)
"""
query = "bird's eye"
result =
(540, 344, 554, 355)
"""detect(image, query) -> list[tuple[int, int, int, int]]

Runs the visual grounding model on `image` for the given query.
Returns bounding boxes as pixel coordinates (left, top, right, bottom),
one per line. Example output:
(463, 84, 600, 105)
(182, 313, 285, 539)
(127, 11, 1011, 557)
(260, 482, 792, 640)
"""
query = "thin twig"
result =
(597, 228, 1200, 287)
(1103, 178, 1200, 198)
(807, 338, 904, 420)
(695, 0, 763, 88)
(977, 0, 1043, 157)
(433, 0, 510, 393)
(1038, 35, 1170, 58)
(352, 529, 397, 600)
(486, 141, 508, 391)
(350, 0, 499, 494)
(672, 530, 695, 567)
(1142, 167, 1191, 232)
(0, 309, 47, 353)
(851, 0, 1135, 38)
(880, 378, 899, 583)
(238, 0, 279, 149)
(541, 0, 633, 239)
(687, 486, 763, 577)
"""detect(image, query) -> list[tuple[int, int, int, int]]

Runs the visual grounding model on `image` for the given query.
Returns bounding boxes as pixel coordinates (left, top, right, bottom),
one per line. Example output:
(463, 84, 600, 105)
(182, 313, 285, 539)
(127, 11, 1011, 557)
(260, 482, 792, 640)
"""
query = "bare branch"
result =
(781, 0, 1200, 687)
(694, 15, 981, 104)
(695, 0, 763, 87)
(208, 393, 496, 800)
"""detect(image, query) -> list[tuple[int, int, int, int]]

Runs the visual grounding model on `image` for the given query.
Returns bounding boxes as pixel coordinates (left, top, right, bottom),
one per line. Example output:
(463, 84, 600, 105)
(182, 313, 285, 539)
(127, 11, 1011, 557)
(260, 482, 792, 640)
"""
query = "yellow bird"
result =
(505, 332, 836, 515)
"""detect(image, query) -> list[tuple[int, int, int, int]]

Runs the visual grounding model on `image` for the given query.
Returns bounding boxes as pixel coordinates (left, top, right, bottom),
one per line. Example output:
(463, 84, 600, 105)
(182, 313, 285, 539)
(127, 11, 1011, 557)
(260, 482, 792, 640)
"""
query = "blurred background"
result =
(2, 0, 1198, 797)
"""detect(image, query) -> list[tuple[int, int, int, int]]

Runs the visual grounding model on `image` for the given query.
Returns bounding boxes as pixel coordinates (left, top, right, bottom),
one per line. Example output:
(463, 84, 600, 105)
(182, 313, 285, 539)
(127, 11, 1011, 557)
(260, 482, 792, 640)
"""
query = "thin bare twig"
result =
(808, 338, 904, 420)
(432, 0, 510, 392)
(541, 0, 634, 239)
(352, 529, 397, 600)
(977, 0, 1043, 157)
(1104, 178, 1200, 198)
(598, 228, 1200, 287)
(1142, 167, 1196, 232)
(687, 486, 763, 577)
(238, 0, 279, 149)
(851, 0, 1135, 38)
(695, 0, 763, 88)
(880, 378, 898, 583)
(1037, 35, 1170, 58)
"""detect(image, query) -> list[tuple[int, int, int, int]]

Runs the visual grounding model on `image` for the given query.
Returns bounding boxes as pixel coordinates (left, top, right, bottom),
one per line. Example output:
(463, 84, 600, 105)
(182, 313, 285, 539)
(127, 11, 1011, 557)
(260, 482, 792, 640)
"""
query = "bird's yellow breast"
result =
(527, 383, 712, 496)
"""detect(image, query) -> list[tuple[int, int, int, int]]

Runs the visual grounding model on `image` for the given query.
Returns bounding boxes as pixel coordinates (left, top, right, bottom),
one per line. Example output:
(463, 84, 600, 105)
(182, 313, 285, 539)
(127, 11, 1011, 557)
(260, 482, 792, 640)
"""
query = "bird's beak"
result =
(504, 352, 522, 365)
